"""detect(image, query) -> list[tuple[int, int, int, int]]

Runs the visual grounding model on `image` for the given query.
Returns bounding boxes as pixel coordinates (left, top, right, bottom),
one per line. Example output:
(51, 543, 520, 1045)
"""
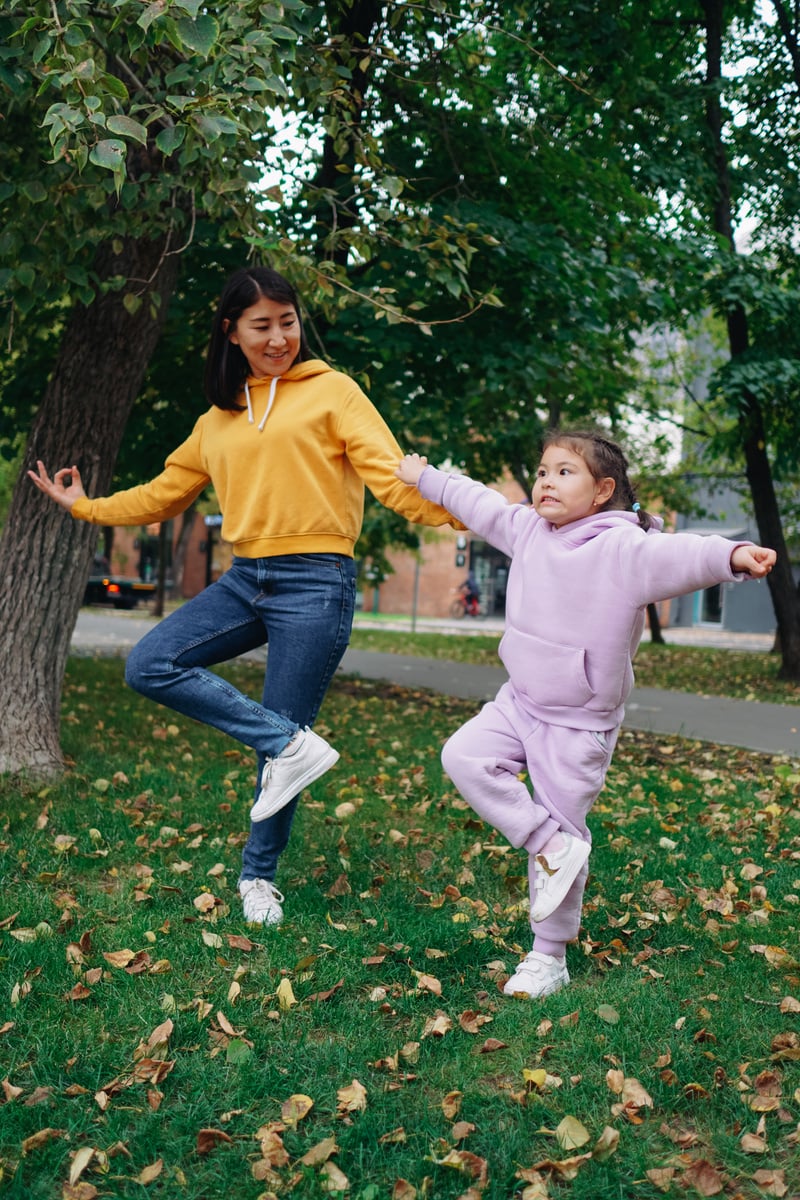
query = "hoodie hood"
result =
(244, 360, 335, 431)
(551, 508, 664, 547)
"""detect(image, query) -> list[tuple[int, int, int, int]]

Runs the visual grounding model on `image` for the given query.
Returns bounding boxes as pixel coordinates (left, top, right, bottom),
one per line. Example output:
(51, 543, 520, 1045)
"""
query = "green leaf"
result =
(155, 125, 185, 155)
(596, 1004, 620, 1024)
(225, 1038, 252, 1065)
(19, 181, 47, 204)
(89, 139, 126, 172)
(175, 15, 219, 58)
(106, 115, 148, 145)
(194, 112, 238, 142)
(123, 293, 143, 316)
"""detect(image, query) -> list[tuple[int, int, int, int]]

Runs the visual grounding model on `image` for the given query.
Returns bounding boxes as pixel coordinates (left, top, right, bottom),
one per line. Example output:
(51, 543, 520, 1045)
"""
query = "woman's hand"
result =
(395, 453, 428, 487)
(27, 460, 86, 511)
(730, 544, 776, 578)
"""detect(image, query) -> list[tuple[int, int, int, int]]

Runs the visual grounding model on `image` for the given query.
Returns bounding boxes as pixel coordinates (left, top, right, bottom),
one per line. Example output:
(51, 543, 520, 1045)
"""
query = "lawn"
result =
(348, 628, 800, 706)
(1, 657, 798, 1200)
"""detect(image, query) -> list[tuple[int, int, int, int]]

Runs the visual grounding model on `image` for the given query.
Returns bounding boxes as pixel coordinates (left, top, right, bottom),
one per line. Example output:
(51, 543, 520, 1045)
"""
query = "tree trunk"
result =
(169, 503, 198, 600)
(701, 0, 800, 680)
(0, 235, 181, 778)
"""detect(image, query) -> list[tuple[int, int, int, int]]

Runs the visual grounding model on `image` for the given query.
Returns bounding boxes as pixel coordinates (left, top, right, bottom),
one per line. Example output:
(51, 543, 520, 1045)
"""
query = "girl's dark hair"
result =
(542, 428, 654, 531)
(203, 267, 314, 410)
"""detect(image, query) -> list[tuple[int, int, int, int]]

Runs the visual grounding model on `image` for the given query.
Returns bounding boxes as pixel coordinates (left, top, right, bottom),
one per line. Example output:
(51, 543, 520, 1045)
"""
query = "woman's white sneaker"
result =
(503, 950, 569, 999)
(250, 727, 339, 822)
(239, 879, 285, 925)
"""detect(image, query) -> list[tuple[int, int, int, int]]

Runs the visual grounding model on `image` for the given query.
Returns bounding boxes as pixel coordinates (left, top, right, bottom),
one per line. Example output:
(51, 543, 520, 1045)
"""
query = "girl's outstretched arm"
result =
(27, 460, 86, 511)
(730, 544, 776, 578)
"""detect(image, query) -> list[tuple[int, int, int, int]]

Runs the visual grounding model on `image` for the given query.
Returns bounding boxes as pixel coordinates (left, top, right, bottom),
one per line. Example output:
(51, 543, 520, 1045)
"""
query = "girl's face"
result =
(532, 444, 615, 527)
(225, 295, 301, 378)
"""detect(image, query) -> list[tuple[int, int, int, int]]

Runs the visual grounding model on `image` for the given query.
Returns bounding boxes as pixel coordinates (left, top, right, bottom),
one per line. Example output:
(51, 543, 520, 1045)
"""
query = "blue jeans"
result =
(125, 553, 356, 881)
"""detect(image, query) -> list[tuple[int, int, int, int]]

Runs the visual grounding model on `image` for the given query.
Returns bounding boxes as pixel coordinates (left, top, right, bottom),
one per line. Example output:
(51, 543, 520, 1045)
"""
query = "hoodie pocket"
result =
(500, 626, 595, 708)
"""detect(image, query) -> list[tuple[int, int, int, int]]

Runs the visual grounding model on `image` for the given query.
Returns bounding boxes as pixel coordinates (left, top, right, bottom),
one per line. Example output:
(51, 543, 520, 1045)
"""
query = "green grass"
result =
(1, 658, 799, 1199)
(348, 628, 800, 705)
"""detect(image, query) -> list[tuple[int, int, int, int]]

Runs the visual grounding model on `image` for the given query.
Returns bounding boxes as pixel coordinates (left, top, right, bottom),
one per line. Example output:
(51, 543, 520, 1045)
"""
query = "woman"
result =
(30, 266, 458, 926)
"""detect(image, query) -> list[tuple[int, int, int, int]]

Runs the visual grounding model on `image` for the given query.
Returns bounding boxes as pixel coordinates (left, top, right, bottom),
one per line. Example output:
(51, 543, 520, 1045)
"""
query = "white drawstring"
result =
(244, 377, 279, 432)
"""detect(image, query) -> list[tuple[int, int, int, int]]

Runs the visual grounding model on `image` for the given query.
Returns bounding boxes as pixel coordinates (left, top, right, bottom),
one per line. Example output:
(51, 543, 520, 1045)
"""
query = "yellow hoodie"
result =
(71, 360, 458, 556)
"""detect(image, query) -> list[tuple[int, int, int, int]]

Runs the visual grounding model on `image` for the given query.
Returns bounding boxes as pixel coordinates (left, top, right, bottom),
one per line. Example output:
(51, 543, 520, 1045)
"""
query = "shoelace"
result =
(251, 880, 284, 904)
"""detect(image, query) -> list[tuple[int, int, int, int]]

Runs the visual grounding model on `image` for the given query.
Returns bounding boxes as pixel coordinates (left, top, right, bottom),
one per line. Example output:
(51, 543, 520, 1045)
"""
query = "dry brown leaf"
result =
(196, 1128, 233, 1155)
(452, 1120, 475, 1142)
(226, 933, 255, 951)
(134, 1159, 163, 1185)
(479, 1037, 508, 1053)
(21, 1128, 66, 1154)
(442, 1090, 462, 1119)
(336, 1078, 367, 1116)
(2, 1078, 23, 1101)
(256, 1128, 289, 1168)
(63, 1183, 99, 1200)
(621, 1077, 654, 1108)
(431, 1149, 488, 1186)
(391, 1180, 417, 1200)
(458, 1010, 492, 1034)
(421, 1011, 452, 1039)
(102, 949, 136, 968)
(555, 1115, 590, 1151)
(740, 1132, 768, 1153)
(378, 1126, 407, 1144)
(68, 1145, 95, 1185)
(592, 1126, 619, 1161)
(281, 1093, 314, 1127)
(414, 972, 442, 996)
(646, 1166, 675, 1192)
(322, 1161, 351, 1190)
(681, 1158, 724, 1196)
(298, 1135, 338, 1166)
(752, 1167, 788, 1196)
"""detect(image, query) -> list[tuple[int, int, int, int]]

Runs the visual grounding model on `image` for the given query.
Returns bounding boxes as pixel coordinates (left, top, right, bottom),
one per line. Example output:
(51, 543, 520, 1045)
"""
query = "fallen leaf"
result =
(298, 1135, 338, 1166)
(336, 1079, 367, 1116)
(752, 1167, 787, 1196)
(196, 1128, 233, 1155)
(134, 1158, 163, 1185)
(442, 1090, 462, 1119)
(479, 1038, 508, 1053)
(379, 1126, 407, 1144)
(555, 1115, 591, 1151)
(681, 1158, 724, 1196)
(21, 1127, 66, 1154)
(281, 1093, 314, 1127)
(276, 978, 297, 1011)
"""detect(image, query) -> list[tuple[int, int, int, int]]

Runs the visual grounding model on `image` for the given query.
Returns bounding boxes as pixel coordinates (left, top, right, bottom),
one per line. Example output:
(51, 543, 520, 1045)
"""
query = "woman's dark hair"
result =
(541, 429, 654, 531)
(203, 267, 314, 410)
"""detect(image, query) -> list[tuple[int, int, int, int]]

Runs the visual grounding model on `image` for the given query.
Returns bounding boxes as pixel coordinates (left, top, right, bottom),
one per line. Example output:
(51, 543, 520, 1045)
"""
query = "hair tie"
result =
(632, 502, 641, 513)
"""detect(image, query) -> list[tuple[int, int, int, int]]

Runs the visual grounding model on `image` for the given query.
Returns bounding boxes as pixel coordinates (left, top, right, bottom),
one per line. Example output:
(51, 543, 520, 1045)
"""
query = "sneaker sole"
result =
(503, 972, 569, 999)
(249, 746, 340, 822)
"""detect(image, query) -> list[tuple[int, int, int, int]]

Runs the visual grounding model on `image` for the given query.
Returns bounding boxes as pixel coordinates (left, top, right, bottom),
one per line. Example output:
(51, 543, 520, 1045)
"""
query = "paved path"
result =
(72, 610, 797, 759)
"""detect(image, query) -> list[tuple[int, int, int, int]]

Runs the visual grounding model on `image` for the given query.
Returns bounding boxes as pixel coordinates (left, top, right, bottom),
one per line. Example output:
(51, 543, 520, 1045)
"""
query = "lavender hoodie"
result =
(418, 466, 750, 732)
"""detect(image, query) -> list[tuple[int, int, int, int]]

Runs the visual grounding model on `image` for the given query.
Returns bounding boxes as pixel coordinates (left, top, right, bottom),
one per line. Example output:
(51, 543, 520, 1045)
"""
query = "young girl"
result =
(396, 431, 776, 999)
(29, 266, 459, 928)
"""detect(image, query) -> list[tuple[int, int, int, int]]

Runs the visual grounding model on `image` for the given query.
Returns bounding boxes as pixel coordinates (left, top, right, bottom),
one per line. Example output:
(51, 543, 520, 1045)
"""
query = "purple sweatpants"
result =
(441, 682, 617, 956)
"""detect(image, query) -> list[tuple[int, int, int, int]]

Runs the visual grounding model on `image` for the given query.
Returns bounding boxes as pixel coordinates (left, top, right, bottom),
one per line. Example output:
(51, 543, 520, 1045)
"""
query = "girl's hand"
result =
(395, 453, 428, 486)
(731, 544, 776, 578)
(27, 460, 86, 511)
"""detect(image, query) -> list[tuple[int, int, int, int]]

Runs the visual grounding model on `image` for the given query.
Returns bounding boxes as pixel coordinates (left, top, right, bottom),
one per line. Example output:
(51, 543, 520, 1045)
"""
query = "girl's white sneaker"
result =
(502, 950, 569, 998)
(531, 832, 590, 922)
